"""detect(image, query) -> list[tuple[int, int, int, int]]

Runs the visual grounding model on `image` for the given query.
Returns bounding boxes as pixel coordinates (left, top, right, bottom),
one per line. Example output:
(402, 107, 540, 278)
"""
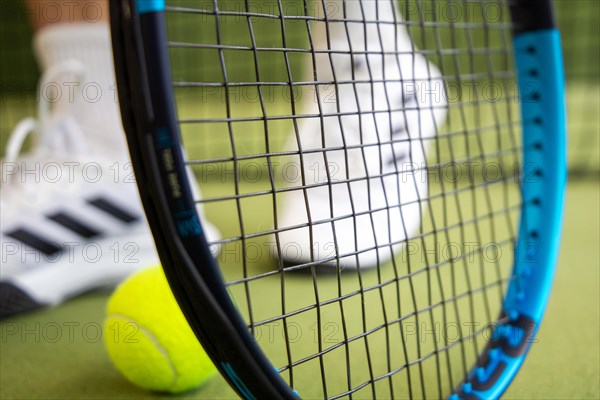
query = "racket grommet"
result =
(530, 230, 539, 238)
(462, 382, 473, 394)
(489, 348, 500, 360)
(476, 367, 486, 381)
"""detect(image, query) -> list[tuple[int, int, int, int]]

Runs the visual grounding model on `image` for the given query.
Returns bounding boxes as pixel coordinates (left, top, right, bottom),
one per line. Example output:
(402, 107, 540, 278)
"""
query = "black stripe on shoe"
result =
(5, 228, 62, 256)
(0, 282, 43, 320)
(87, 197, 139, 223)
(47, 211, 102, 239)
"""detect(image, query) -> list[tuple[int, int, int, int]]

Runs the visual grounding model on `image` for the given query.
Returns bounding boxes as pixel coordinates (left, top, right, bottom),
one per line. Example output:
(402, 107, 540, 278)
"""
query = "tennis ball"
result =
(104, 266, 216, 393)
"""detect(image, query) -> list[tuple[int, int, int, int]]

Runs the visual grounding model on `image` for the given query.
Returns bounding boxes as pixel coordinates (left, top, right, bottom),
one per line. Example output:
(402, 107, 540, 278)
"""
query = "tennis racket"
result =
(110, 0, 566, 398)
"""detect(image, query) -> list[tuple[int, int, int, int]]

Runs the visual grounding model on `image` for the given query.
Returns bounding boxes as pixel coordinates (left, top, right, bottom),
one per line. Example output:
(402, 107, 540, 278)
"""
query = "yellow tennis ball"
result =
(104, 266, 216, 393)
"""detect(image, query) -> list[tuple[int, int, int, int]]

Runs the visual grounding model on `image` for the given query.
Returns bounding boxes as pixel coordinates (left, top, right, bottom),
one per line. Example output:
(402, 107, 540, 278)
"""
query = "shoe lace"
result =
(1, 60, 89, 215)
(4, 60, 87, 166)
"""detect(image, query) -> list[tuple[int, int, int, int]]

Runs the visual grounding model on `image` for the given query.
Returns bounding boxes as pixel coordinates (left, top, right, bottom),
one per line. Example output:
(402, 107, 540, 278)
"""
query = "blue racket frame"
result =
(450, 28, 566, 400)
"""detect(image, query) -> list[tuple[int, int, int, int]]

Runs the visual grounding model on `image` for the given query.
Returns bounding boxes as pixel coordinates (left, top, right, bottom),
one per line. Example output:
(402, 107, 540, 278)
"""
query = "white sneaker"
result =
(0, 61, 219, 318)
(277, 2, 447, 269)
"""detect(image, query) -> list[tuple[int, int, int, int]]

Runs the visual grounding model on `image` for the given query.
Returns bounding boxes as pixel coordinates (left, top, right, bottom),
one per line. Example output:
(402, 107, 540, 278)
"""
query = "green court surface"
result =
(1, 181, 598, 399)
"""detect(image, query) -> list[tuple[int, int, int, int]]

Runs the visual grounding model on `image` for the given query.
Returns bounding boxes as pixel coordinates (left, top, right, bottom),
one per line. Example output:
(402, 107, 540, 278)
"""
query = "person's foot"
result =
(0, 61, 219, 319)
(277, 5, 447, 269)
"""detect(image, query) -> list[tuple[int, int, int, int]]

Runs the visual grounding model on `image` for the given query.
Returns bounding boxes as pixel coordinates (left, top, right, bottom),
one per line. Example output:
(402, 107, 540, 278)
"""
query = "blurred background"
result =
(1, 0, 598, 399)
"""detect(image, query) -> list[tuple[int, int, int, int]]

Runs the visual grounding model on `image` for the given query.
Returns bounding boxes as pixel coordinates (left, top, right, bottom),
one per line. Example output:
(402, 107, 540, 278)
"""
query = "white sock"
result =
(34, 23, 129, 161)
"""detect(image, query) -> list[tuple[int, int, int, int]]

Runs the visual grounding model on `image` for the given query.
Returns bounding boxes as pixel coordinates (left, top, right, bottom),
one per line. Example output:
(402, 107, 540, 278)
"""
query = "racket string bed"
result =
(166, 0, 520, 397)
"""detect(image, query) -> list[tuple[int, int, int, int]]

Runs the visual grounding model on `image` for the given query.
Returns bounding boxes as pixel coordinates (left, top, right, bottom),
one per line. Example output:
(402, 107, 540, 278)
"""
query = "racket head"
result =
(110, 0, 566, 398)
